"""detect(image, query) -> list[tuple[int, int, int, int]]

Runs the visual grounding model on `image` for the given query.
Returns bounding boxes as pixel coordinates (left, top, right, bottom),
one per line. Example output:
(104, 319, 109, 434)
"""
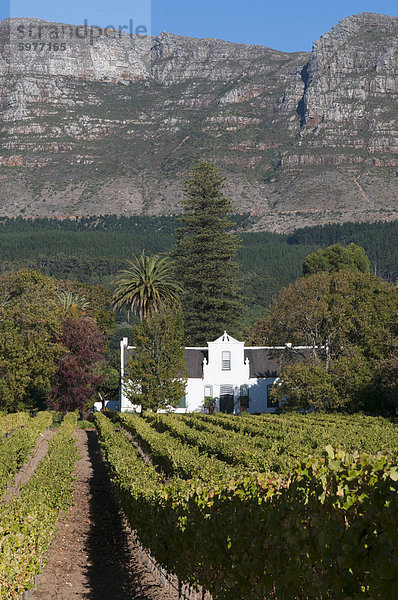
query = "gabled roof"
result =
(244, 349, 280, 378)
(212, 331, 241, 344)
(184, 349, 208, 378)
(124, 346, 209, 379)
(244, 347, 314, 378)
(123, 342, 314, 380)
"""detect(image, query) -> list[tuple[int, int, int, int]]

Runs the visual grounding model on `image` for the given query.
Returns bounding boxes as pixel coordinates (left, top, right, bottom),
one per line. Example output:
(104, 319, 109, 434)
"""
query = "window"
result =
(220, 385, 234, 414)
(204, 385, 213, 398)
(220, 385, 234, 396)
(267, 384, 278, 408)
(222, 351, 231, 370)
(240, 384, 249, 397)
(177, 396, 187, 409)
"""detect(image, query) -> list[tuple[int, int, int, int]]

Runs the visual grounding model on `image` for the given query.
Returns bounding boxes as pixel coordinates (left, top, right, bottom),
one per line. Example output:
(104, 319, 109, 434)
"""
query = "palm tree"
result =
(112, 251, 182, 320)
(57, 291, 90, 312)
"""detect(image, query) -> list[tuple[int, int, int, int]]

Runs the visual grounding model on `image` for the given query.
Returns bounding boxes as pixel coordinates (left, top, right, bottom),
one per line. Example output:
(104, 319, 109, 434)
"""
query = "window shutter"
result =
(220, 385, 233, 396)
(177, 396, 187, 409)
(222, 351, 231, 370)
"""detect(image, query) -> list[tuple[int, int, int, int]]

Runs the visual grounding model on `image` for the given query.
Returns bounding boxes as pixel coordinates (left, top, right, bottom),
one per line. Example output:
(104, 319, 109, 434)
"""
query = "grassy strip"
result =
(0, 412, 54, 498)
(0, 412, 78, 599)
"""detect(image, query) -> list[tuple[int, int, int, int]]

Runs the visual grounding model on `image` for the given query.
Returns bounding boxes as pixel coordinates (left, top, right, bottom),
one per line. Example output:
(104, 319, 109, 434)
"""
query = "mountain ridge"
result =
(0, 12, 397, 232)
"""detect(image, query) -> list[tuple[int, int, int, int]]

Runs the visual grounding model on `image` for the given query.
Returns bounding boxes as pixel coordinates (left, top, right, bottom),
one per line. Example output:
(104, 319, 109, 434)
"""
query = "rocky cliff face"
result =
(0, 13, 397, 231)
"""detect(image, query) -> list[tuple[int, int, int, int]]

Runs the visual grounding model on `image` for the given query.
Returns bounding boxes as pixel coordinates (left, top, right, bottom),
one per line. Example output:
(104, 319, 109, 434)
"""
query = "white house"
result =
(105, 332, 313, 414)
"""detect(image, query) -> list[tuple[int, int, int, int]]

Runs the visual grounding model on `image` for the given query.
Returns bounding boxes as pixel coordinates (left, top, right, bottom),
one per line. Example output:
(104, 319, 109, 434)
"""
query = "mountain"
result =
(0, 13, 397, 231)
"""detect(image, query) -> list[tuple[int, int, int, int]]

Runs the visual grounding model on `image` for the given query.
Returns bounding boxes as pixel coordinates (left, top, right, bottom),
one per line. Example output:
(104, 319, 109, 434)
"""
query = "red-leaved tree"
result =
(49, 317, 105, 414)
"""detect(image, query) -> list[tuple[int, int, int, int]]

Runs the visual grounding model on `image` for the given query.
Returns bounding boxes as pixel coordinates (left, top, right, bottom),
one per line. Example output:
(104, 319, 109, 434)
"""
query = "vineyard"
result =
(96, 411, 398, 600)
(0, 410, 397, 599)
(0, 412, 53, 499)
(0, 411, 78, 599)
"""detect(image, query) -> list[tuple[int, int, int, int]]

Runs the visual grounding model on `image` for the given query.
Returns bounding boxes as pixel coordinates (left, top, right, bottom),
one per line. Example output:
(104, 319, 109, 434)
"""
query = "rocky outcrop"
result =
(1, 18, 152, 82)
(295, 13, 398, 156)
(0, 13, 397, 231)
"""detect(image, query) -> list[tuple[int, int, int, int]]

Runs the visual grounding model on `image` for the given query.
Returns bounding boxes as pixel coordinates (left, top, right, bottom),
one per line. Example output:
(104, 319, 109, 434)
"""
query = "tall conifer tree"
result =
(174, 162, 243, 345)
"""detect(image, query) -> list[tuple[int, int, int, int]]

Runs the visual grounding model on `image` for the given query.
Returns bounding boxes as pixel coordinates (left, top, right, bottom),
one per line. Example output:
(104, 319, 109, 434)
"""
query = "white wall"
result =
(120, 337, 139, 412)
(119, 333, 278, 414)
(186, 334, 279, 413)
(246, 377, 276, 414)
(185, 378, 205, 412)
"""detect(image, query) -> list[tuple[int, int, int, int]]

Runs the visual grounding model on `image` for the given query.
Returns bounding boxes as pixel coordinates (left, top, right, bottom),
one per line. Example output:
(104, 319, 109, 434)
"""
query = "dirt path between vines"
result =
(2, 427, 57, 505)
(31, 428, 179, 600)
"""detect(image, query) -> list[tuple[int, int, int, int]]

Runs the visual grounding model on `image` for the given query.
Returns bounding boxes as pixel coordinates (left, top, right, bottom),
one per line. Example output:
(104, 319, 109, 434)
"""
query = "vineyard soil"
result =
(2, 428, 57, 505)
(30, 428, 179, 600)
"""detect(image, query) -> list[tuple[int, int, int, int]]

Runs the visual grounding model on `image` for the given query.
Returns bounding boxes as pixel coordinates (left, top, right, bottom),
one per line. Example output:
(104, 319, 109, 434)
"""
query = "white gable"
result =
(205, 332, 247, 387)
(118, 333, 315, 415)
(212, 331, 241, 344)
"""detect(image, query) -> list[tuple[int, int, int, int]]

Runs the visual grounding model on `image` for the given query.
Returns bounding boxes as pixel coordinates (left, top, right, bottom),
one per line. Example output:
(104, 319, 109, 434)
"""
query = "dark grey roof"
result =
(124, 344, 312, 380)
(124, 347, 208, 378)
(244, 349, 280, 378)
(184, 349, 208, 378)
(244, 348, 313, 378)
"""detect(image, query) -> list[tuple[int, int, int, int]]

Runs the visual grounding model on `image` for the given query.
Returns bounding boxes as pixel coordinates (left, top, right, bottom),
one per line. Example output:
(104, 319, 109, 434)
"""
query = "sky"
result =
(1, 0, 398, 52)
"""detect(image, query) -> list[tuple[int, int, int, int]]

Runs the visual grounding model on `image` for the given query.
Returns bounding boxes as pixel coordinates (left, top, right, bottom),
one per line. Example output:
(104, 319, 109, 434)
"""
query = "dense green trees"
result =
(252, 271, 397, 358)
(253, 270, 398, 412)
(97, 362, 120, 408)
(0, 215, 396, 414)
(0, 269, 114, 413)
(271, 364, 340, 411)
(58, 280, 114, 336)
(0, 270, 63, 411)
(125, 308, 187, 413)
(112, 251, 182, 320)
(174, 162, 243, 344)
(0, 216, 396, 284)
(0, 217, 397, 328)
(303, 243, 370, 275)
(378, 342, 398, 414)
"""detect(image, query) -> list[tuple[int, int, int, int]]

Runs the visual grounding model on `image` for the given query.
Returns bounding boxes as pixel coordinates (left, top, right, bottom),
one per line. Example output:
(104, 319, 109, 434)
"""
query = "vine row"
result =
(96, 412, 398, 600)
(0, 412, 30, 437)
(116, 413, 234, 481)
(0, 411, 53, 498)
(0, 412, 78, 599)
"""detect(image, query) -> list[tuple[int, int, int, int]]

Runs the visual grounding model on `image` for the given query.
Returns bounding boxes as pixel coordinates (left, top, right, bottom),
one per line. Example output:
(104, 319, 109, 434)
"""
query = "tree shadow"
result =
(83, 430, 166, 600)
